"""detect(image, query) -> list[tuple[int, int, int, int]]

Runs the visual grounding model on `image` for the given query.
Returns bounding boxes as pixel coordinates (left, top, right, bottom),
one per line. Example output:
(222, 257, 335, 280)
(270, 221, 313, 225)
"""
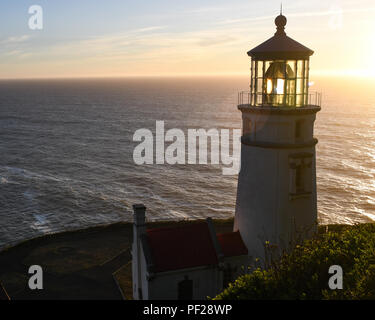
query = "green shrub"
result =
(214, 223, 375, 300)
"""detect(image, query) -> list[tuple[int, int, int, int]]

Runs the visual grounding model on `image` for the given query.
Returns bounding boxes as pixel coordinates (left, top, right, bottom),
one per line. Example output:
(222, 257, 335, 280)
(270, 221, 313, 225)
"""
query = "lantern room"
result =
(247, 14, 315, 107)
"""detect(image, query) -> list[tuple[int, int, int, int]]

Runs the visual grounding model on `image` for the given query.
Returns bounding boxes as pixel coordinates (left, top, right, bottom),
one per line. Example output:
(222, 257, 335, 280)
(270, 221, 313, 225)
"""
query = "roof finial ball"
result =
(275, 12, 287, 36)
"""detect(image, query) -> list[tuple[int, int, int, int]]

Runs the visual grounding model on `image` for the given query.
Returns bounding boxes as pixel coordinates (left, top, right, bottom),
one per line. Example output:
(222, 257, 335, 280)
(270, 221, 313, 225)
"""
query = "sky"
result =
(0, 0, 374, 79)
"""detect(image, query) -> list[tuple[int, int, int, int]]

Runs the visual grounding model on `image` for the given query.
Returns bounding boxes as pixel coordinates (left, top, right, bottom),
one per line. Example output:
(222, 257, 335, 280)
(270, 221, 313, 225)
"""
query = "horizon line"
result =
(0, 72, 374, 81)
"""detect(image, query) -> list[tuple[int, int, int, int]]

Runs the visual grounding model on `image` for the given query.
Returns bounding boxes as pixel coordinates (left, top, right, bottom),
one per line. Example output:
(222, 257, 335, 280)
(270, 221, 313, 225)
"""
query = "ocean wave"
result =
(0, 177, 8, 184)
(1, 77, 375, 248)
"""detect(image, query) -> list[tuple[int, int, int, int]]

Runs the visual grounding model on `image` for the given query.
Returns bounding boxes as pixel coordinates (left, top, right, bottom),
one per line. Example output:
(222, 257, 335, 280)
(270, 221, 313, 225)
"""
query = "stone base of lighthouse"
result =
(233, 105, 320, 264)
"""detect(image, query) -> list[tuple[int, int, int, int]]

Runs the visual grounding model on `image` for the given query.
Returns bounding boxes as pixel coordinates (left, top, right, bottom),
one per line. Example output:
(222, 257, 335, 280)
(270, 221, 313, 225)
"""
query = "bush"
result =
(214, 223, 375, 300)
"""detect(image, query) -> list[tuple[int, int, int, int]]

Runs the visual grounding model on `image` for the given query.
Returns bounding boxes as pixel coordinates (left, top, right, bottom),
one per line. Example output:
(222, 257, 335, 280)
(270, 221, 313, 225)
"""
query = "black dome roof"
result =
(247, 15, 314, 60)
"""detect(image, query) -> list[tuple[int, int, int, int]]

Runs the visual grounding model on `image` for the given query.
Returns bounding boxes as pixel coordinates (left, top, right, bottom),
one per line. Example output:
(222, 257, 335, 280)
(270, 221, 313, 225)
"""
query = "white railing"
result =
(238, 91, 322, 107)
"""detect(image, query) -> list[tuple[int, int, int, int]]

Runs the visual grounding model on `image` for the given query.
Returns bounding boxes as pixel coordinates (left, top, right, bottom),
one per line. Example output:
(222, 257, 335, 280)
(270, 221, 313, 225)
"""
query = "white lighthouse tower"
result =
(234, 14, 321, 263)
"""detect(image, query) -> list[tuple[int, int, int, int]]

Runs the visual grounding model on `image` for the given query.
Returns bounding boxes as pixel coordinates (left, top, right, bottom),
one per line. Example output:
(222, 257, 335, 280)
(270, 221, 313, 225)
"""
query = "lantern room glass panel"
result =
(250, 58, 310, 107)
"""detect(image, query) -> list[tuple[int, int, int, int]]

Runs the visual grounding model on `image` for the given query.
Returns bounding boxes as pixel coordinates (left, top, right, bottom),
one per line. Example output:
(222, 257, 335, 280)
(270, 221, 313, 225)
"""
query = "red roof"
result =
(146, 223, 218, 273)
(217, 232, 248, 257)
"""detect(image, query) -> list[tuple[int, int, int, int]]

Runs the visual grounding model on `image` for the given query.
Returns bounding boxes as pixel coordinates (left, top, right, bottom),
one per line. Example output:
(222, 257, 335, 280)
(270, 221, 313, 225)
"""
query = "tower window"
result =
(295, 120, 303, 140)
(243, 119, 252, 136)
(289, 153, 313, 198)
(295, 166, 304, 193)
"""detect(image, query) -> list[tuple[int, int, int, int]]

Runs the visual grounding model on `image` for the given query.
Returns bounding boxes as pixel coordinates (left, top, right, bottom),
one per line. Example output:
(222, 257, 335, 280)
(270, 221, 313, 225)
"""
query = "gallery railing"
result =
(238, 91, 322, 107)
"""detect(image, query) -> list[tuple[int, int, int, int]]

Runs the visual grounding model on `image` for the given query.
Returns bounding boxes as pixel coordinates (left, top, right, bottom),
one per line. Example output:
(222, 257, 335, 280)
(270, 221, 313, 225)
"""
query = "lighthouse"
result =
(234, 14, 321, 263)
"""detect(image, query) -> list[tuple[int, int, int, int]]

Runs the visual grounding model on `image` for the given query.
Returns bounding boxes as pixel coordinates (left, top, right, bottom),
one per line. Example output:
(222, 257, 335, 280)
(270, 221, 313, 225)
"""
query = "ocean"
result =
(0, 76, 375, 249)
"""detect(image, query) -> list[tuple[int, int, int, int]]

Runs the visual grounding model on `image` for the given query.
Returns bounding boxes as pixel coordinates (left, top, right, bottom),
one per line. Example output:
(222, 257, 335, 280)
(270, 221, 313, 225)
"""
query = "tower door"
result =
(178, 276, 193, 300)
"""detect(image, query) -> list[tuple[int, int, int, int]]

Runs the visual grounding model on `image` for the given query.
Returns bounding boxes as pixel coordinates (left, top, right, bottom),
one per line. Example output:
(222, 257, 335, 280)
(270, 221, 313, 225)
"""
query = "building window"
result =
(178, 276, 193, 300)
(223, 266, 236, 288)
